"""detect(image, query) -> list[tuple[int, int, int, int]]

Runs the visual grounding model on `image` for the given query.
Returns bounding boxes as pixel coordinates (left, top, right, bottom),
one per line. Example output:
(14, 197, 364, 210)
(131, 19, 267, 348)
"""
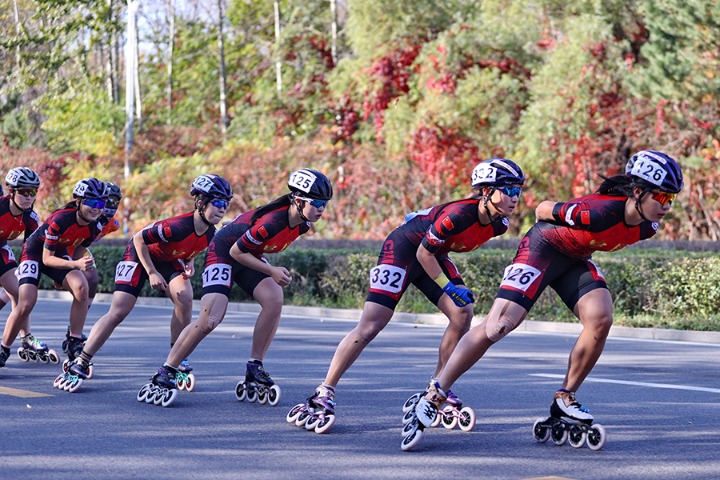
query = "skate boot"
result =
(401, 379, 446, 451)
(61, 335, 88, 375)
(235, 360, 281, 406)
(61, 326, 87, 353)
(434, 389, 476, 431)
(532, 389, 607, 450)
(176, 358, 196, 392)
(287, 384, 336, 434)
(137, 366, 179, 407)
(17, 334, 60, 364)
(0, 348, 9, 368)
(53, 358, 89, 393)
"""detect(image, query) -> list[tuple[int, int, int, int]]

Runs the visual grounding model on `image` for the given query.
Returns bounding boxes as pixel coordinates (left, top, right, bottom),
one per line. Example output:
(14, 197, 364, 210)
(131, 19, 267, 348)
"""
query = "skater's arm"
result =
(535, 201, 559, 222)
(133, 232, 166, 291)
(42, 246, 93, 271)
(416, 244, 444, 283)
(230, 243, 291, 286)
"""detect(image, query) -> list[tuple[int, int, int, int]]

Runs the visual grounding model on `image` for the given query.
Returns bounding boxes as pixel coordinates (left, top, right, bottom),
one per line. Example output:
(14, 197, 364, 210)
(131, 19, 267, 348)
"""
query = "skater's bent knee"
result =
(485, 312, 520, 343)
(202, 312, 225, 332)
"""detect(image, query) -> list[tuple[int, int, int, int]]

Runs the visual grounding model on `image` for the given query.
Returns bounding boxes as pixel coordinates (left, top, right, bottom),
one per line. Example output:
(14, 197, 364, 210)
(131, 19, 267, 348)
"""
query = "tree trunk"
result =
(166, 0, 175, 125)
(330, 0, 337, 66)
(274, 0, 282, 94)
(125, 0, 140, 178)
(217, 0, 229, 133)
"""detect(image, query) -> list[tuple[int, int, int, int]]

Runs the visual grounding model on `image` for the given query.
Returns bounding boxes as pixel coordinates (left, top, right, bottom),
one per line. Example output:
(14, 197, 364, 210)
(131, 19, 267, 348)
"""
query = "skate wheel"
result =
(145, 386, 159, 404)
(586, 424, 606, 451)
(153, 388, 166, 406)
(305, 415, 319, 430)
(67, 377, 83, 393)
(27, 350, 37, 361)
(17, 347, 28, 362)
(430, 411, 442, 428)
(400, 424, 423, 451)
(137, 384, 152, 402)
(53, 373, 66, 389)
(458, 406, 476, 432)
(184, 373, 195, 392)
(295, 410, 311, 427)
(39, 353, 50, 364)
(314, 414, 335, 434)
(551, 423, 568, 446)
(246, 387, 258, 403)
(286, 403, 306, 423)
(441, 406, 458, 429)
(160, 388, 178, 407)
(569, 425, 587, 448)
(235, 381, 247, 402)
(62, 359, 70, 373)
(402, 392, 422, 413)
(268, 385, 281, 406)
(258, 389, 268, 405)
(61, 340, 68, 353)
(533, 418, 551, 443)
(86, 364, 94, 379)
(402, 408, 416, 425)
(48, 350, 60, 364)
(401, 417, 418, 436)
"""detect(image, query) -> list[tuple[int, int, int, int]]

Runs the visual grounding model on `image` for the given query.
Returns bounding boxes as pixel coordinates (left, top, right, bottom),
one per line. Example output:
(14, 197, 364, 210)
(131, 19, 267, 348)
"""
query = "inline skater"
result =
(60, 182, 123, 355)
(405, 150, 683, 451)
(288, 159, 526, 434)
(140, 168, 332, 408)
(56, 175, 232, 396)
(0, 178, 105, 369)
(0, 168, 49, 364)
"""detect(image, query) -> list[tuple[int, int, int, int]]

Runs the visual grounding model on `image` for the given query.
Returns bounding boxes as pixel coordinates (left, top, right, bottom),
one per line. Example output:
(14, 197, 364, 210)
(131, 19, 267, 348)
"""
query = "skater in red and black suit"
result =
(138, 169, 333, 407)
(407, 150, 684, 451)
(61, 175, 232, 389)
(288, 158, 526, 433)
(0, 177, 105, 369)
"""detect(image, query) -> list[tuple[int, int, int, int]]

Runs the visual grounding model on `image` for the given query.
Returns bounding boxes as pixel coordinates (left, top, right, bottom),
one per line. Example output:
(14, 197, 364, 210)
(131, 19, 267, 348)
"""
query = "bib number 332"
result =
(369, 265, 406, 294)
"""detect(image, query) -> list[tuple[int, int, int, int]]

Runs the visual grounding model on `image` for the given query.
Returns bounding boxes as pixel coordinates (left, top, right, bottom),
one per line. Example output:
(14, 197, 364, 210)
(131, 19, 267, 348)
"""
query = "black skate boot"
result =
(137, 366, 179, 407)
(0, 348, 9, 368)
(287, 384, 336, 434)
(235, 360, 281, 405)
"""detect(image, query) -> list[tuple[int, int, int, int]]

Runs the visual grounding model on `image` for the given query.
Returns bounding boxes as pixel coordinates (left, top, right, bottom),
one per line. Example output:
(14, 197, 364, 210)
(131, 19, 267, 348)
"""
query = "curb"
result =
(38, 290, 720, 345)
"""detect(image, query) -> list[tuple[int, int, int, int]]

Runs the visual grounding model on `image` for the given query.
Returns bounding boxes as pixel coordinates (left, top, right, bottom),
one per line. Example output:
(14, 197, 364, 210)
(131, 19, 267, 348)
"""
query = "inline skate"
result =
(137, 366, 179, 407)
(53, 336, 92, 392)
(176, 358, 196, 392)
(235, 360, 280, 406)
(401, 380, 446, 451)
(532, 389, 606, 450)
(0, 349, 9, 368)
(402, 388, 475, 431)
(17, 334, 59, 364)
(61, 325, 87, 353)
(286, 384, 336, 434)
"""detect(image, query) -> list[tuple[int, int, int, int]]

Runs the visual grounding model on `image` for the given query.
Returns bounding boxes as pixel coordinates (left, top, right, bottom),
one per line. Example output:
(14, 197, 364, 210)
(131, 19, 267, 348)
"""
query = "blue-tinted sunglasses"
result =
(297, 196, 328, 209)
(82, 198, 107, 209)
(498, 186, 522, 197)
(210, 199, 229, 209)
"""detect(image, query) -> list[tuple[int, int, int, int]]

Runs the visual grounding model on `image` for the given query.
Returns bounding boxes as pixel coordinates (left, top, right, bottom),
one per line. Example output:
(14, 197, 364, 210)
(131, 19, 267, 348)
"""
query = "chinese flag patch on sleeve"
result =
(163, 226, 173, 239)
(580, 210, 591, 225)
(441, 216, 454, 233)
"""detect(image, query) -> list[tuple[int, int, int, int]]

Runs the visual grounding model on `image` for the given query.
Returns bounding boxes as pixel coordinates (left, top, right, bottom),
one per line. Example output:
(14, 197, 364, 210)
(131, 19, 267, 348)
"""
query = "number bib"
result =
(115, 261, 139, 283)
(500, 263, 542, 292)
(369, 264, 407, 294)
(202, 263, 232, 287)
(15, 260, 40, 280)
(2, 245, 16, 262)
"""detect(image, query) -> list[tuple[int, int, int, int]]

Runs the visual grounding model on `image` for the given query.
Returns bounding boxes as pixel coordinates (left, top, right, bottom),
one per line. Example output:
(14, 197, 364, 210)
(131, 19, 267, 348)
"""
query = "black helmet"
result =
(471, 158, 525, 189)
(6, 167, 41, 189)
(626, 150, 684, 194)
(288, 169, 333, 200)
(73, 178, 106, 199)
(190, 174, 233, 200)
(104, 182, 122, 202)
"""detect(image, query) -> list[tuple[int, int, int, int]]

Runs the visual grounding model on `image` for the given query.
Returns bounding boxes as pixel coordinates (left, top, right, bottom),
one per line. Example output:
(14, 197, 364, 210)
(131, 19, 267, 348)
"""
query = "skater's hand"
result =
(149, 271, 168, 292)
(442, 283, 475, 307)
(179, 259, 194, 279)
(75, 255, 95, 272)
(270, 266, 292, 287)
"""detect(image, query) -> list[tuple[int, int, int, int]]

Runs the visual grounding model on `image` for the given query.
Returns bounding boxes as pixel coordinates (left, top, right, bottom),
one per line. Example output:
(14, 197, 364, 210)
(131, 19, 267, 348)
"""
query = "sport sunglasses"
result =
(209, 199, 229, 209)
(498, 186, 522, 197)
(296, 196, 329, 208)
(15, 188, 38, 197)
(82, 198, 107, 209)
(651, 191, 677, 206)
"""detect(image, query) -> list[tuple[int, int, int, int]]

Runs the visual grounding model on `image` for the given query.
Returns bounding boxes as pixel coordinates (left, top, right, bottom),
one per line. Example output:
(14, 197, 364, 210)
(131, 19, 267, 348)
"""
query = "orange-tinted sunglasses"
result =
(651, 191, 677, 206)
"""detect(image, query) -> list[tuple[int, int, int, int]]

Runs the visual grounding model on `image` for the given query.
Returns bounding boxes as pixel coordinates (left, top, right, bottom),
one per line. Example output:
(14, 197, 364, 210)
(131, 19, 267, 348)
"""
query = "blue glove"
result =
(442, 282, 475, 307)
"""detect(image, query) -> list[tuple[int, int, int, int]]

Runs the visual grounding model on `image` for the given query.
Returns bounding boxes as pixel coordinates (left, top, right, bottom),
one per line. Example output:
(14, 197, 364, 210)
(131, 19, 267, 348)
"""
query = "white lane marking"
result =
(530, 373, 720, 394)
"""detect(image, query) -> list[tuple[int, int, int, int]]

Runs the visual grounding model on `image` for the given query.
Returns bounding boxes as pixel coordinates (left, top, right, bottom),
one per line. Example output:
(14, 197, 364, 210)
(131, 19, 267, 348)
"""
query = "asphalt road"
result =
(1, 298, 719, 480)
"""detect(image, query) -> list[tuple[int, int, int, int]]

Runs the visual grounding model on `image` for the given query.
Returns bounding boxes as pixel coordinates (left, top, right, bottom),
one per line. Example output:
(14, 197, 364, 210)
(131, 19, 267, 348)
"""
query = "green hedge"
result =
(19, 245, 720, 331)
